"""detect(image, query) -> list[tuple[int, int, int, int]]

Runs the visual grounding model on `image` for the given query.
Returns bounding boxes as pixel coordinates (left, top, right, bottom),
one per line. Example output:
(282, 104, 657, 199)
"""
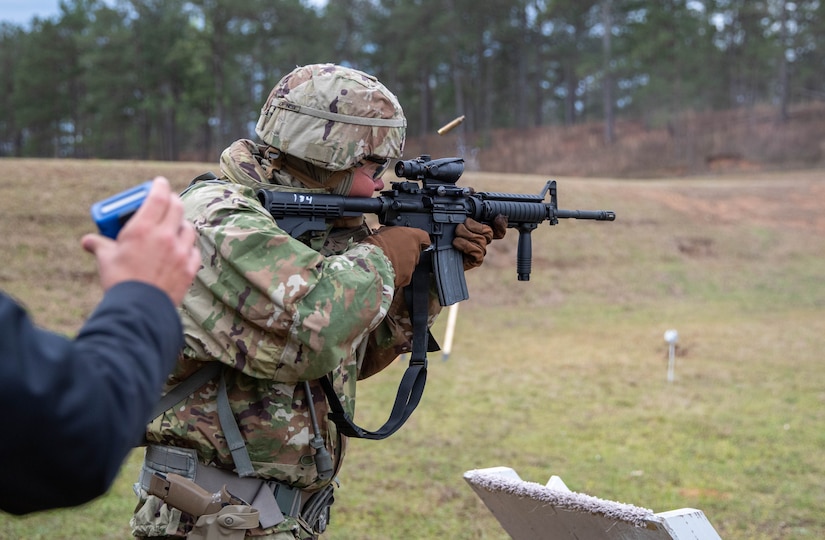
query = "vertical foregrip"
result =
(479, 200, 547, 283)
(516, 226, 533, 281)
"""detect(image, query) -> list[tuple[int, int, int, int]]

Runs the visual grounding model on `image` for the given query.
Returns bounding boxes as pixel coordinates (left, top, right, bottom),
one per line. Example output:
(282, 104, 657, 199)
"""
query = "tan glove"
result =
(452, 215, 508, 271)
(362, 227, 432, 288)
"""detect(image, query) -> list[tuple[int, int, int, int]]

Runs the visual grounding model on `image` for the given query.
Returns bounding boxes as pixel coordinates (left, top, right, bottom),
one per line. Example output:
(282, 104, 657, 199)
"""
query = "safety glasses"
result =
(360, 155, 390, 180)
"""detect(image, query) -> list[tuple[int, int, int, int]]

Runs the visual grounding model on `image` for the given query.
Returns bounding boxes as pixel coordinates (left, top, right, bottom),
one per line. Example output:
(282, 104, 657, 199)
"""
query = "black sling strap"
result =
(150, 362, 222, 420)
(320, 252, 437, 440)
(149, 362, 256, 477)
(152, 255, 438, 443)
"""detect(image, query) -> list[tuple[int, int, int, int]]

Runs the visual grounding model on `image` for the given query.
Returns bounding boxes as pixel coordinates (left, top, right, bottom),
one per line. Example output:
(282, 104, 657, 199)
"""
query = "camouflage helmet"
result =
(255, 63, 406, 172)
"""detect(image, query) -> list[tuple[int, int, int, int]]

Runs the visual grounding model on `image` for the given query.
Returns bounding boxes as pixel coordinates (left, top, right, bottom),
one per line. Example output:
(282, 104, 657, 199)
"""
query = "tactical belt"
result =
(138, 445, 333, 531)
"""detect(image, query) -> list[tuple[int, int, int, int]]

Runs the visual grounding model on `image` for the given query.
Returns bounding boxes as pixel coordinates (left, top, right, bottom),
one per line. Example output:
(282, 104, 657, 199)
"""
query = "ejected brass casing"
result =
(437, 115, 465, 135)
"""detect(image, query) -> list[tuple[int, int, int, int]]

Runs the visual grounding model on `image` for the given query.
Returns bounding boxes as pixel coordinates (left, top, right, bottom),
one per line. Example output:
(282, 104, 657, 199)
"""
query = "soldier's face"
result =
(348, 158, 388, 197)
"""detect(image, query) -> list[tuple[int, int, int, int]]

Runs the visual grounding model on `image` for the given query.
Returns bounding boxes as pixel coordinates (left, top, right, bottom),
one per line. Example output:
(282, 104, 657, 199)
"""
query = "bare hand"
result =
(81, 177, 200, 306)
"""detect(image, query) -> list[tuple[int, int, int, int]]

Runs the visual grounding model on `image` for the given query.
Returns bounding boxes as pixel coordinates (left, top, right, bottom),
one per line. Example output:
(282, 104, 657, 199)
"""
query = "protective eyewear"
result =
(360, 155, 391, 180)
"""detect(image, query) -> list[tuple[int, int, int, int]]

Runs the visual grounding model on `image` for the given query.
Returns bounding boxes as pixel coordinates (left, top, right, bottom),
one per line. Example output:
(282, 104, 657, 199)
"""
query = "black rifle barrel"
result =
(556, 209, 616, 220)
(477, 200, 615, 223)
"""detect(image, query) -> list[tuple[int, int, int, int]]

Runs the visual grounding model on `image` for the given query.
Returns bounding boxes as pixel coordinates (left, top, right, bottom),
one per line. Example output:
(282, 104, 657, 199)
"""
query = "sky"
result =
(1, 0, 327, 27)
(1, 0, 67, 26)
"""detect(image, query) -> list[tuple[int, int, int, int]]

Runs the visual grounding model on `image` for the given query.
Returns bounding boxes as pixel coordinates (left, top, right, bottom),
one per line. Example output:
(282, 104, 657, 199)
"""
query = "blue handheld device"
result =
(90, 181, 153, 239)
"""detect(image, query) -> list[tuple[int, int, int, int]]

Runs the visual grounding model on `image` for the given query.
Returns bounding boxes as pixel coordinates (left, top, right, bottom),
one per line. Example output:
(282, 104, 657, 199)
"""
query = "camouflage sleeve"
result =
(180, 182, 396, 383)
(358, 283, 442, 380)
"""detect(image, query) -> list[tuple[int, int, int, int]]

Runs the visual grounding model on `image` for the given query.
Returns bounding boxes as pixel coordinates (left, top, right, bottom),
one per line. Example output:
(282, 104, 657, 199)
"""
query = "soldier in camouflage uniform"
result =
(131, 64, 503, 539)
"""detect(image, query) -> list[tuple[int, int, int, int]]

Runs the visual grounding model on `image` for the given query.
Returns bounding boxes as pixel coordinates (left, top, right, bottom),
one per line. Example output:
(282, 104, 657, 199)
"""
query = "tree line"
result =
(0, 0, 822, 162)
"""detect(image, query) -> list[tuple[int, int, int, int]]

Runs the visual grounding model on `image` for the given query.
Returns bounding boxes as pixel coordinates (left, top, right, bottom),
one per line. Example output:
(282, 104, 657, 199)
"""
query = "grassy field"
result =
(1, 158, 823, 539)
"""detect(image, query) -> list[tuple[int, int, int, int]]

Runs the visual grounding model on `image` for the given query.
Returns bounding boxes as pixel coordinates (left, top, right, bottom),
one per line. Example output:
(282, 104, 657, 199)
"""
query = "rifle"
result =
(257, 154, 616, 307)
(256, 155, 616, 441)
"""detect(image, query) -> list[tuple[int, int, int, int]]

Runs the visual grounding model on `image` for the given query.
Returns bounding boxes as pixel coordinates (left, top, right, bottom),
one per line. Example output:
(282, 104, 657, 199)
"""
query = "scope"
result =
(395, 155, 464, 183)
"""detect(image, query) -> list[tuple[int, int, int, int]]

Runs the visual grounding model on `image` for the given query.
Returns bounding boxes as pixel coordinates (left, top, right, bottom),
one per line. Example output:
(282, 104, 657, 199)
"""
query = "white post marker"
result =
(442, 303, 460, 361)
(436, 114, 464, 363)
(664, 329, 679, 382)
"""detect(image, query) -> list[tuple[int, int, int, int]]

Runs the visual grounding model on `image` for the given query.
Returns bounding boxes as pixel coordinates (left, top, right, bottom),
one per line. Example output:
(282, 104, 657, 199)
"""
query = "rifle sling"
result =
(150, 362, 222, 420)
(152, 257, 434, 457)
(320, 253, 434, 440)
(149, 362, 255, 477)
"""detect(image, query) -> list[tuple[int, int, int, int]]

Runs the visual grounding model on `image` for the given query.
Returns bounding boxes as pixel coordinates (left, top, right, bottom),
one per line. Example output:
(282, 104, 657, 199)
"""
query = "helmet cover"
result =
(255, 63, 406, 171)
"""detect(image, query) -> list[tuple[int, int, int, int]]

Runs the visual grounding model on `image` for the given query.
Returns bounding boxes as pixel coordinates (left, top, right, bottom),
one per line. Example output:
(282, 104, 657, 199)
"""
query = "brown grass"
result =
(0, 158, 215, 334)
(1, 158, 824, 539)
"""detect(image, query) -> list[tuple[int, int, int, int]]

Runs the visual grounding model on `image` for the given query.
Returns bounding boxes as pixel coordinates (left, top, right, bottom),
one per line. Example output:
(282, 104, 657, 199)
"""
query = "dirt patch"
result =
(676, 237, 715, 258)
(637, 171, 825, 233)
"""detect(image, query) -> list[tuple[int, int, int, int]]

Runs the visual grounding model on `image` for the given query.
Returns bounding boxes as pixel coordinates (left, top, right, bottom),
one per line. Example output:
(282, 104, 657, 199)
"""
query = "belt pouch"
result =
(188, 505, 260, 540)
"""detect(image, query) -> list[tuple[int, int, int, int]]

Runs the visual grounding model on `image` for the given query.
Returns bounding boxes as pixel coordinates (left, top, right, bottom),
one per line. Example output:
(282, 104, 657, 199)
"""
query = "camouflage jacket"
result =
(145, 180, 440, 491)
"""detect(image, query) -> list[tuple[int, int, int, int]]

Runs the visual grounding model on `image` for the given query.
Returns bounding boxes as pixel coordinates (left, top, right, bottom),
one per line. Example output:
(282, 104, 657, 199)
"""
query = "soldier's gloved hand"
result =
(362, 227, 432, 288)
(453, 215, 508, 271)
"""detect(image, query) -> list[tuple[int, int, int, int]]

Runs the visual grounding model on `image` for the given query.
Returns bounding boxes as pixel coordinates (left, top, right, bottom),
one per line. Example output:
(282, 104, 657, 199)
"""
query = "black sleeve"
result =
(0, 282, 183, 515)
